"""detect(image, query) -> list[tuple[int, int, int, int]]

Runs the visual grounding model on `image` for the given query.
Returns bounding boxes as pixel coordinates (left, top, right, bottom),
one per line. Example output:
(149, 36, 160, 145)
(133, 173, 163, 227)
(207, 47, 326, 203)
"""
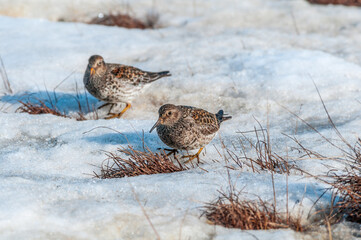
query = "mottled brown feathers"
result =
(83, 55, 171, 117)
(152, 104, 231, 151)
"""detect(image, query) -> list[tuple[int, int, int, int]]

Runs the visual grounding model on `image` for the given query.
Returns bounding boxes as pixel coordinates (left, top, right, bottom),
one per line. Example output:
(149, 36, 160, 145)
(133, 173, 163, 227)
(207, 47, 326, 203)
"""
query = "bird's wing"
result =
(108, 64, 147, 85)
(189, 108, 220, 135)
(108, 64, 167, 85)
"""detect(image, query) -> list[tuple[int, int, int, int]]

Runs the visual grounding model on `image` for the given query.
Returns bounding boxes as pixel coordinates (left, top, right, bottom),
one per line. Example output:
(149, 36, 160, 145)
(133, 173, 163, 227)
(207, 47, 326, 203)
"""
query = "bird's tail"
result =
(146, 71, 171, 82)
(216, 110, 232, 123)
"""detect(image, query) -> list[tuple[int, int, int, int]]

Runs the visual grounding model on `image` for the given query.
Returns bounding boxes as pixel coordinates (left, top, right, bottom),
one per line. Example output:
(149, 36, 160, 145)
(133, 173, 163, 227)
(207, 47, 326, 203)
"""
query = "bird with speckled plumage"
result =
(84, 55, 171, 119)
(150, 104, 232, 163)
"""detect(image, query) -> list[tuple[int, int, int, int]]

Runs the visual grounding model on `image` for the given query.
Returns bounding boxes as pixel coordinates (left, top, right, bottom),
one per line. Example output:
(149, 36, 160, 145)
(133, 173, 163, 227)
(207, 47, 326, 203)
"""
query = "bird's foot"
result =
(182, 147, 204, 164)
(158, 148, 179, 157)
(104, 112, 124, 119)
(104, 103, 131, 120)
(182, 154, 200, 164)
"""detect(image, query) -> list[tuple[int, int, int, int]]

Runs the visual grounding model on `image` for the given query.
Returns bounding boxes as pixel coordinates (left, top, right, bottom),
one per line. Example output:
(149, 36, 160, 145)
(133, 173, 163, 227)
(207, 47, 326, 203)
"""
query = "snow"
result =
(0, 0, 361, 239)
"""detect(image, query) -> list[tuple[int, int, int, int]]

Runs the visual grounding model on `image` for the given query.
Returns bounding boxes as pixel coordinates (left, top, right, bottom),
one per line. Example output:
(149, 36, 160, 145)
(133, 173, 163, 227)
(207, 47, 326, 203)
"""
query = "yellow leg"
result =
(105, 103, 131, 119)
(182, 147, 204, 164)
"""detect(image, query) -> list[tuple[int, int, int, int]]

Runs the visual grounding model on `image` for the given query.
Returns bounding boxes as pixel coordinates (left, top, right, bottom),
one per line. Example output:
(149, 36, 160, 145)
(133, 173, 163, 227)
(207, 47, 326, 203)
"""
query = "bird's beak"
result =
(149, 119, 161, 133)
(90, 68, 95, 75)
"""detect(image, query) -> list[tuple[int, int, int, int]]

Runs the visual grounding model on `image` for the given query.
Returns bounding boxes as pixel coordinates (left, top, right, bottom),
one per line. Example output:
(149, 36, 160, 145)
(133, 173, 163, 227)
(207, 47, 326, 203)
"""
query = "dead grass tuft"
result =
(332, 169, 361, 223)
(16, 82, 99, 121)
(17, 99, 68, 118)
(17, 97, 98, 121)
(307, 0, 361, 6)
(95, 146, 190, 179)
(88, 12, 158, 29)
(202, 189, 305, 231)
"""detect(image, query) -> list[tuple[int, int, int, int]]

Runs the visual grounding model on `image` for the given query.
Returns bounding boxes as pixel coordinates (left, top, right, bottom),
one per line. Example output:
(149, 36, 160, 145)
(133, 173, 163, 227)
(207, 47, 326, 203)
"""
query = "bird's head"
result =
(149, 104, 181, 132)
(88, 55, 106, 76)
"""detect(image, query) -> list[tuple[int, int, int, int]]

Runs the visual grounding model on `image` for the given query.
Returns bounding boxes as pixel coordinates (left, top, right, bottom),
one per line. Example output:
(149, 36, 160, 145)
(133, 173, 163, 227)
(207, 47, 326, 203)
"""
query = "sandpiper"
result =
(84, 55, 171, 119)
(150, 104, 232, 163)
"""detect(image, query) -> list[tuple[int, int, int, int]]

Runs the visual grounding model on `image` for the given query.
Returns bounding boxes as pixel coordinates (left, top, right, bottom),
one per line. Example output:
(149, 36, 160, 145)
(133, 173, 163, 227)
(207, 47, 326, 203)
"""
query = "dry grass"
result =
(281, 82, 361, 225)
(332, 171, 361, 223)
(309, 87, 361, 224)
(307, 0, 361, 6)
(328, 139, 361, 224)
(95, 146, 190, 179)
(202, 189, 305, 231)
(88, 11, 159, 29)
(16, 84, 99, 121)
(221, 125, 295, 175)
(239, 127, 293, 174)
(17, 97, 97, 121)
(206, 82, 361, 233)
(17, 99, 68, 118)
(89, 13, 146, 29)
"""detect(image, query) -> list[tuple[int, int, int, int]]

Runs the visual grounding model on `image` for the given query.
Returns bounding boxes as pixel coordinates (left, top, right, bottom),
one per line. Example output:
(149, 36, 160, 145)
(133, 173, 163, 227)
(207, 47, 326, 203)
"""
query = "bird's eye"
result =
(98, 62, 102, 66)
(167, 111, 172, 116)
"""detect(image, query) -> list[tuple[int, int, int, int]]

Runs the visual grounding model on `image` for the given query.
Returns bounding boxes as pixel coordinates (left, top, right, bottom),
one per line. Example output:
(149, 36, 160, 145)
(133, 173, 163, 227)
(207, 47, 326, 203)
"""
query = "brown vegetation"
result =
(329, 138, 361, 224)
(307, 0, 361, 6)
(333, 170, 361, 223)
(95, 146, 189, 179)
(202, 189, 305, 231)
(17, 100, 67, 118)
(88, 11, 159, 29)
(16, 88, 99, 121)
(206, 84, 361, 233)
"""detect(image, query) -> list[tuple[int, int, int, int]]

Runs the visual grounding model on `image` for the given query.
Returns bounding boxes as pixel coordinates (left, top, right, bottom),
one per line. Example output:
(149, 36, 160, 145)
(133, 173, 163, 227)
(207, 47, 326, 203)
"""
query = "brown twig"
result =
(128, 181, 161, 240)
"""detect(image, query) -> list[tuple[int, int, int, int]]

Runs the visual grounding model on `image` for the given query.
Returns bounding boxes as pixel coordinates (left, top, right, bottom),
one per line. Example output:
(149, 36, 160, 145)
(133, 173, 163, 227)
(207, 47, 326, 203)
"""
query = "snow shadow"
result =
(83, 131, 160, 149)
(287, 181, 333, 207)
(84, 132, 135, 145)
(1, 90, 99, 114)
(285, 116, 358, 136)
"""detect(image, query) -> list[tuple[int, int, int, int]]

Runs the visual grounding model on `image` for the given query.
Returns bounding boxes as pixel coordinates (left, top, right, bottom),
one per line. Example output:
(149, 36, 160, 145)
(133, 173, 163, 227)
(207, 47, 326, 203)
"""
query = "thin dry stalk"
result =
(283, 134, 327, 160)
(128, 181, 161, 240)
(0, 56, 13, 95)
(201, 190, 305, 231)
(290, 11, 300, 36)
(96, 146, 190, 179)
(145, 10, 160, 28)
(71, 82, 99, 121)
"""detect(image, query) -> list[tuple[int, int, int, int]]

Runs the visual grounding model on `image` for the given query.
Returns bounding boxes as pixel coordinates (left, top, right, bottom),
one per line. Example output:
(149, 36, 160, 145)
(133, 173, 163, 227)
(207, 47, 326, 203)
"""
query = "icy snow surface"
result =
(0, 0, 361, 239)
